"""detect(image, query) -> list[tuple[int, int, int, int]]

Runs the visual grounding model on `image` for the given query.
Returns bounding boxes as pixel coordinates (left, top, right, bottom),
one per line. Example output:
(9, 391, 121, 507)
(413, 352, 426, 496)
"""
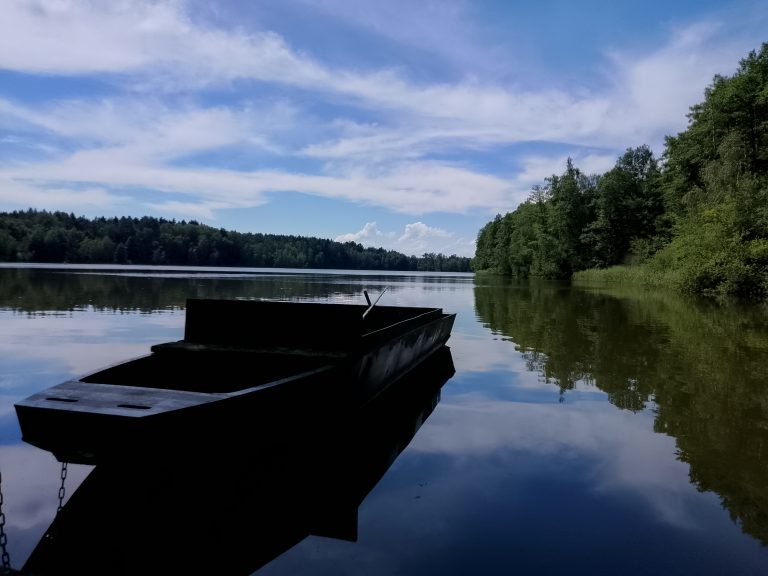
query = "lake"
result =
(0, 264, 767, 575)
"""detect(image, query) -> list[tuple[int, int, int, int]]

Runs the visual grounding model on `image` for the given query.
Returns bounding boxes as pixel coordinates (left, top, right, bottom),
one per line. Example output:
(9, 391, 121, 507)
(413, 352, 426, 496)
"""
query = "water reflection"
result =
(474, 277, 768, 544)
(18, 347, 455, 575)
(4, 266, 768, 574)
(0, 267, 472, 314)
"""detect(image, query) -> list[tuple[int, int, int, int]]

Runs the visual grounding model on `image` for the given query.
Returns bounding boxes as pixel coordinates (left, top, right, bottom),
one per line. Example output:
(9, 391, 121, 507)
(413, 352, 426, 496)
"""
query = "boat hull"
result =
(15, 299, 456, 464)
(21, 347, 456, 575)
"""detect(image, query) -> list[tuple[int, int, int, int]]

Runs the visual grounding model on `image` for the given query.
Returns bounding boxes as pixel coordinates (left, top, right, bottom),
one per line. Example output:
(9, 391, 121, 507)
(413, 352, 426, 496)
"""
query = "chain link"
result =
(57, 462, 68, 514)
(0, 471, 12, 574)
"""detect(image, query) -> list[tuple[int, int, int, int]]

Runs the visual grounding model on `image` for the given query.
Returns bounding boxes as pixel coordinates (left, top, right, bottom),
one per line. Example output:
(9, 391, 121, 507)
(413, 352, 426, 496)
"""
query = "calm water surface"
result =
(0, 265, 767, 575)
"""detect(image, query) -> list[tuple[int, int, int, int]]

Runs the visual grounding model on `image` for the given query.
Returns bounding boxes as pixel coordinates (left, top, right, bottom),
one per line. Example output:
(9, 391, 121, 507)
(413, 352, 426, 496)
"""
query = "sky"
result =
(0, 1, 765, 258)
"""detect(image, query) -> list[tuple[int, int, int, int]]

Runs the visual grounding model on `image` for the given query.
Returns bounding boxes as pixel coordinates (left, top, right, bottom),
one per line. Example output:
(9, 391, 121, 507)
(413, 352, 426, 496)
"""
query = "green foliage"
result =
(584, 145, 665, 267)
(0, 210, 472, 272)
(477, 42, 768, 300)
(547, 158, 597, 275)
(649, 42, 768, 298)
(646, 201, 768, 298)
(475, 149, 653, 279)
(573, 264, 678, 290)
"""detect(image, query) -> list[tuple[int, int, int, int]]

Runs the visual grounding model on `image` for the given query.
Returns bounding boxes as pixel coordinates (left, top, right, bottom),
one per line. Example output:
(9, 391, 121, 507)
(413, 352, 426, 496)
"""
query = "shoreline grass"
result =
(572, 264, 682, 291)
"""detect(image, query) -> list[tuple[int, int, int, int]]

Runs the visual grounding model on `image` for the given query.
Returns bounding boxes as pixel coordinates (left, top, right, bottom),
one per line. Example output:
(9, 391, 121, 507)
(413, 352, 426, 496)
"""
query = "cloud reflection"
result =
(410, 396, 711, 530)
(0, 444, 92, 566)
(0, 308, 184, 382)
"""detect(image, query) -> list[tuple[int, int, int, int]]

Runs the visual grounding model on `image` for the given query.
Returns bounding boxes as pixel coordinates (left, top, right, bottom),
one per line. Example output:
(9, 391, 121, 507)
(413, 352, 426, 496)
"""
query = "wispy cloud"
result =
(1, 156, 516, 217)
(294, 0, 509, 75)
(0, 0, 330, 89)
(0, 179, 128, 211)
(1, 1, 752, 152)
(0, 0, 763, 250)
(0, 97, 294, 160)
(604, 21, 753, 147)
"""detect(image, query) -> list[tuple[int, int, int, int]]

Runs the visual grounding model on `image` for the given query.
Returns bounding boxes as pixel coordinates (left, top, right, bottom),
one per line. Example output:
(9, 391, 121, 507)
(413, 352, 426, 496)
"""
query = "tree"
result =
(544, 158, 596, 276)
(653, 42, 768, 297)
(583, 146, 664, 267)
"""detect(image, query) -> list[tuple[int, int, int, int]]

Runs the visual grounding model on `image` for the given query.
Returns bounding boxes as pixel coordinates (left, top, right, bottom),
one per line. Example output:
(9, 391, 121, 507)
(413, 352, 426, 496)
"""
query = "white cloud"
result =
(335, 221, 383, 243)
(577, 153, 621, 176)
(1, 95, 519, 218)
(144, 200, 230, 220)
(395, 222, 451, 256)
(0, 1, 763, 230)
(0, 1, 167, 74)
(0, 97, 291, 160)
(296, 19, 760, 167)
(1, 1, 753, 154)
(603, 21, 755, 151)
(398, 221, 449, 242)
(335, 220, 474, 256)
(0, 0, 330, 89)
(1, 155, 516, 217)
(516, 153, 617, 183)
(0, 179, 128, 211)
(463, 152, 619, 217)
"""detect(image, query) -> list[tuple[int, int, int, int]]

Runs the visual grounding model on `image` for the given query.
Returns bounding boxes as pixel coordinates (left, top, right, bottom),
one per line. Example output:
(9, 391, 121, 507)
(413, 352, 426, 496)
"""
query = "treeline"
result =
(474, 42, 768, 299)
(0, 210, 472, 272)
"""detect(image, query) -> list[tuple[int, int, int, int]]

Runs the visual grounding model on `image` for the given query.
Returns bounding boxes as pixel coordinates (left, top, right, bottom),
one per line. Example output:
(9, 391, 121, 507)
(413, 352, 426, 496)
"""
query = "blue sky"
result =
(0, 1, 765, 257)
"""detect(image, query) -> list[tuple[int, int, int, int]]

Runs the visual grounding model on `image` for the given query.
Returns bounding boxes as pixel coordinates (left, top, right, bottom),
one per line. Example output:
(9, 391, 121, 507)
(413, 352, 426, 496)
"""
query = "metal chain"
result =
(57, 462, 68, 514)
(0, 471, 12, 574)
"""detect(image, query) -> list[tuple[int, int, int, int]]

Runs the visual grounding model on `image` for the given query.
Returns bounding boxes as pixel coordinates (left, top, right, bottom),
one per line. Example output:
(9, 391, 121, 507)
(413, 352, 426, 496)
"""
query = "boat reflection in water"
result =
(21, 346, 455, 575)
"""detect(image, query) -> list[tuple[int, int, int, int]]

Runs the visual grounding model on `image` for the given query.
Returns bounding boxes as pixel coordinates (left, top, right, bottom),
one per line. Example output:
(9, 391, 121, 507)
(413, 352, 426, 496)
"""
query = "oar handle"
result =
(362, 288, 388, 319)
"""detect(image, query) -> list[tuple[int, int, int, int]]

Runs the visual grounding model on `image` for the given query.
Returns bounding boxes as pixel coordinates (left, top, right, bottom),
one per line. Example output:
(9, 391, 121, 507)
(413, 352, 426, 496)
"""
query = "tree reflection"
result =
(0, 267, 400, 313)
(474, 276, 768, 543)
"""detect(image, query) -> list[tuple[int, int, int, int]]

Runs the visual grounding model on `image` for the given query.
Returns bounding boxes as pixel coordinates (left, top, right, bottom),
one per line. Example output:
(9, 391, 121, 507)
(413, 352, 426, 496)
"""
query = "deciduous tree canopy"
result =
(474, 42, 768, 299)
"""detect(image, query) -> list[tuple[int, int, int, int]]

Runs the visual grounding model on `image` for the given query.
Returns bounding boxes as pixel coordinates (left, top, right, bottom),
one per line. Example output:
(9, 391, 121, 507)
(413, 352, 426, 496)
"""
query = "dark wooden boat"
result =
(14, 296, 456, 464)
(20, 346, 455, 575)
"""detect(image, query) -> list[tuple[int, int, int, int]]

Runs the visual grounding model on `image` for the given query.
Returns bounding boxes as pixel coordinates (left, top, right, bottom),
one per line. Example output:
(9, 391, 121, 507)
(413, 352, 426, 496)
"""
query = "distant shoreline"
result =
(0, 262, 474, 277)
(0, 210, 474, 273)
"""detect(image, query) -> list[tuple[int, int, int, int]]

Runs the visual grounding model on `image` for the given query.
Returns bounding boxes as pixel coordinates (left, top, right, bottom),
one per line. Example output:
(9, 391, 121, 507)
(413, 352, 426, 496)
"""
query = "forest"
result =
(473, 43, 768, 299)
(0, 210, 472, 272)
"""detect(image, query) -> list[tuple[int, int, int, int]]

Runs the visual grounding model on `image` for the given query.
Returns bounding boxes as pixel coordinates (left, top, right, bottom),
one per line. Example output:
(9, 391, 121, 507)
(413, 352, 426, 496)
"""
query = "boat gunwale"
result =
(14, 360, 339, 418)
(16, 309, 455, 413)
(14, 300, 457, 464)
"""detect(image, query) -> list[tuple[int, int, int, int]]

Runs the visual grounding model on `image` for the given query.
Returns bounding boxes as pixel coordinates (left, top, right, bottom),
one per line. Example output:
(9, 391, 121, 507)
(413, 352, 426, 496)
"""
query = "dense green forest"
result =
(0, 210, 472, 272)
(474, 43, 768, 299)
